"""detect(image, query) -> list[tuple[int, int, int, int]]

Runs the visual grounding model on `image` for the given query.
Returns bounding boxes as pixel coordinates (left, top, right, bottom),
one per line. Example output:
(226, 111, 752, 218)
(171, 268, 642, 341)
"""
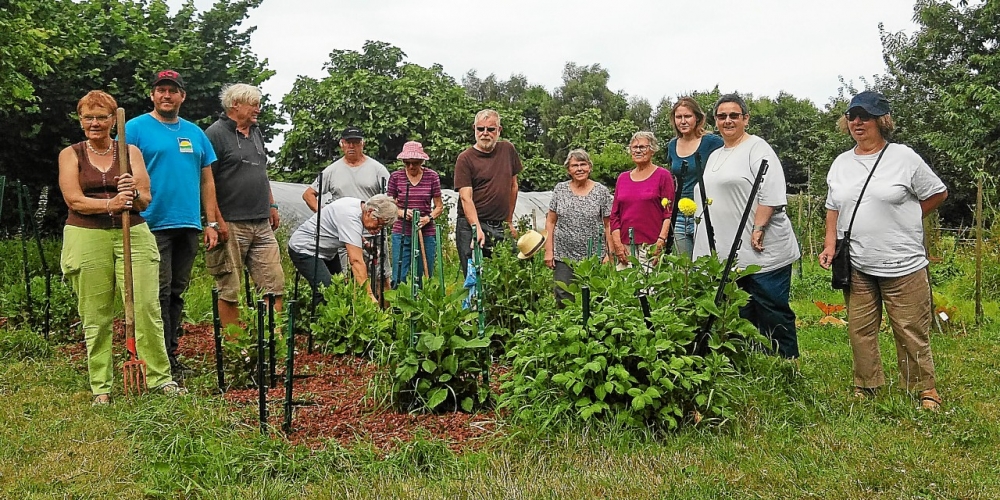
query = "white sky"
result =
(168, 0, 920, 137)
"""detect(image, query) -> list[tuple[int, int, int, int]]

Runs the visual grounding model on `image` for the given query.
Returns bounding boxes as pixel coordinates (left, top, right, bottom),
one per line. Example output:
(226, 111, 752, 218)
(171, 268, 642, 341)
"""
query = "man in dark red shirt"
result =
(453, 109, 523, 275)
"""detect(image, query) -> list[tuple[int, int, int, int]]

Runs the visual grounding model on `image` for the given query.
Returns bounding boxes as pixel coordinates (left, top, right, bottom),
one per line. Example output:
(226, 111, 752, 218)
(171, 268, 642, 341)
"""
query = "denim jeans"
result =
(153, 228, 201, 367)
(288, 247, 335, 306)
(736, 264, 799, 358)
(673, 213, 695, 260)
(456, 217, 506, 277)
(391, 232, 437, 287)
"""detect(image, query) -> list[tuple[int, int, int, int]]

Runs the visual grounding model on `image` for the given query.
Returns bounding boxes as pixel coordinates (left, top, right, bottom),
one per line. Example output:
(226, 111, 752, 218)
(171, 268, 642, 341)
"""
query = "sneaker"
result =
(92, 394, 111, 406)
(159, 381, 189, 396)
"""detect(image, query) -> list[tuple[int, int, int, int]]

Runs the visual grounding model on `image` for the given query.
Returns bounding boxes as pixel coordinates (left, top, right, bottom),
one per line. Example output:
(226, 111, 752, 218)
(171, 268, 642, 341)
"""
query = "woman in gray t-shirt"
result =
(543, 149, 613, 305)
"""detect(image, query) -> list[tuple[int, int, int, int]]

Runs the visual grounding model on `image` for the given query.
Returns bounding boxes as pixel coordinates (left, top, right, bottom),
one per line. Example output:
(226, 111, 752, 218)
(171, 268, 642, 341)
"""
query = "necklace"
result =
(87, 140, 113, 156)
(711, 134, 749, 172)
(156, 116, 181, 132)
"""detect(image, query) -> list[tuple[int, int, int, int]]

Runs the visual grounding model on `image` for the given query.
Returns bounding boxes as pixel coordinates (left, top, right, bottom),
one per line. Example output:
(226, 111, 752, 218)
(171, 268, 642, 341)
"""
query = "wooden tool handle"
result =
(116, 108, 136, 351)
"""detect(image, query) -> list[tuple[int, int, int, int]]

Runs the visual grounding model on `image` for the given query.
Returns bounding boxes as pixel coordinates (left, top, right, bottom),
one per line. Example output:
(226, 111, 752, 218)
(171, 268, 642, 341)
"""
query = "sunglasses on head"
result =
(845, 109, 874, 122)
(715, 112, 745, 121)
(475, 126, 497, 133)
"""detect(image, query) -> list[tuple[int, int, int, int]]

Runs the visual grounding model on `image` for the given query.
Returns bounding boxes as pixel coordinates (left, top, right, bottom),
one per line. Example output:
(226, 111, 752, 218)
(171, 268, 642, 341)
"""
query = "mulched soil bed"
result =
(174, 323, 503, 452)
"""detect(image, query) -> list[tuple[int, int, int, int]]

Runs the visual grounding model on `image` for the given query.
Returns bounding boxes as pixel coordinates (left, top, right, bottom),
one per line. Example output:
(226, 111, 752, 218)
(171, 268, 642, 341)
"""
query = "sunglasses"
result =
(845, 110, 874, 122)
(475, 126, 498, 133)
(403, 160, 423, 166)
(715, 112, 745, 121)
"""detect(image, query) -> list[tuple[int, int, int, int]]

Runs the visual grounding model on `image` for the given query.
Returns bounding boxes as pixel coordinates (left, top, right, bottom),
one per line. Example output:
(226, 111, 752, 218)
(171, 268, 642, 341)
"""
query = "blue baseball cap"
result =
(847, 91, 891, 116)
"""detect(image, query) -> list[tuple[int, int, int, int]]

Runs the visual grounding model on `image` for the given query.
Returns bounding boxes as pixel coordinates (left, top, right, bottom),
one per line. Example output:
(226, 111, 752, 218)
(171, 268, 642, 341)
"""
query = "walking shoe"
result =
(92, 394, 111, 406)
(919, 388, 942, 411)
(158, 381, 189, 396)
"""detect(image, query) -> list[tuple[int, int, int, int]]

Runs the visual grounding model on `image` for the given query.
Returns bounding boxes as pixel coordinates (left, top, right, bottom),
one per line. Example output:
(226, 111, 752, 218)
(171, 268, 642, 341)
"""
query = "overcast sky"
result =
(168, 0, 920, 128)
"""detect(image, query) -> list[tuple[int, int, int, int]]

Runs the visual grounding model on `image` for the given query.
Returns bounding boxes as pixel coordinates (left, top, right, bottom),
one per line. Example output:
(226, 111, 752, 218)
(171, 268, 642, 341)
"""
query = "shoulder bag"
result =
(831, 144, 889, 290)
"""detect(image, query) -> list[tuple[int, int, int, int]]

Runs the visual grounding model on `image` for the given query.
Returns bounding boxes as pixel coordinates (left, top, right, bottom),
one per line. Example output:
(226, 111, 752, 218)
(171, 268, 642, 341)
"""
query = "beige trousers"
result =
(845, 266, 936, 392)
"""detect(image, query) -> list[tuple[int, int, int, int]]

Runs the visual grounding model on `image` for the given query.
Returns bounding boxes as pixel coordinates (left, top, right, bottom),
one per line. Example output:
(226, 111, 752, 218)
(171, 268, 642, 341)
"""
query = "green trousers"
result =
(61, 223, 173, 394)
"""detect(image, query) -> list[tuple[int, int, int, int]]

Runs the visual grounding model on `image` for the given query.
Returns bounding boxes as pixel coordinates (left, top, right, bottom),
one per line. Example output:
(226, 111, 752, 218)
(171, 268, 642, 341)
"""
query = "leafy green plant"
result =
(480, 236, 554, 353)
(0, 326, 53, 362)
(310, 277, 393, 361)
(390, 280, 491, 412)
(501, 254, 763, 429)
(0, 275, 77, 341)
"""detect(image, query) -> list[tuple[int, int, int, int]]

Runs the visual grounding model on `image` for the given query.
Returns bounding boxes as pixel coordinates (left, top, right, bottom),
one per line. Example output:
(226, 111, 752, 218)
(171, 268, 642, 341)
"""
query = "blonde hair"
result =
(837, 113, 895, 138)
(220, 83, 262, 109)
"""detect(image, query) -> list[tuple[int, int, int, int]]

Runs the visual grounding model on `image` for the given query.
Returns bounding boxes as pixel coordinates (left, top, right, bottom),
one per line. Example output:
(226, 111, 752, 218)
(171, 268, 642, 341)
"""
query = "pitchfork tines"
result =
(122, 337, 147, 395)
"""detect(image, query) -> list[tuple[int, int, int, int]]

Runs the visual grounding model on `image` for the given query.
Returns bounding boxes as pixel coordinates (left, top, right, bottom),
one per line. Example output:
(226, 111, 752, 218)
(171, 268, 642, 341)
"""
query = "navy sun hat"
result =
(847, 91, 891, 116)
(340, 126, 364, 140)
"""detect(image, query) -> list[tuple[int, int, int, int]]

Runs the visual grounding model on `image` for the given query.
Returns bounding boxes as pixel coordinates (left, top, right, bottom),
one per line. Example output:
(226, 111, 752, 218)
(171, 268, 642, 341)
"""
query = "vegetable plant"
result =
(310, 277, 394, 361)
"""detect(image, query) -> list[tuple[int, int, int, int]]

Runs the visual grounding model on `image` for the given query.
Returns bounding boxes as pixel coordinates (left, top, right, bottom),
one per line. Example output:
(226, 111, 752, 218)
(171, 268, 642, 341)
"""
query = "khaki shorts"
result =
(206, 219, 285, 303)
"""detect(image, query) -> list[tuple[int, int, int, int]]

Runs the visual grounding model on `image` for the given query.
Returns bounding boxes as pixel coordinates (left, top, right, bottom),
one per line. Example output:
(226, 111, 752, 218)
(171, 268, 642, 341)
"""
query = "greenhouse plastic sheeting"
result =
(270, 181, 554, 237)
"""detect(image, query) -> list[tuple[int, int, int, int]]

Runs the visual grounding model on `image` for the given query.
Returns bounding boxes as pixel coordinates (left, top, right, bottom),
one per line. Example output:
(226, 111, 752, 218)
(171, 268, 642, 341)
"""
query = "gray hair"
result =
(220, 83, 262, 109)
(365, 194, 398, 226)
(474, 109, 501, 127)
(564, 148, 592, 168)
(713, 93, 749, 116)
(629, 131, 659, 152)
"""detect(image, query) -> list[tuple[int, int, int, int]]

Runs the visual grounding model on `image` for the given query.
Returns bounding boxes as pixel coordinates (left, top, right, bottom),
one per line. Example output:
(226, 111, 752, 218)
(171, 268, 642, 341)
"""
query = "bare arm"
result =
(818, 209, 839, 269)
(58, 147, 136, 215)
(345, 243, 376, 301)
(543, 210, 557, 269)
(921, 190, 948, 216)
(459, 186, 485, 246)
(602, 216, 613, 263)
(303, 187, 320, 212)
(200, 167, 221, 249)
(750, 204, 776, 252)
(508, 175, 520, 238)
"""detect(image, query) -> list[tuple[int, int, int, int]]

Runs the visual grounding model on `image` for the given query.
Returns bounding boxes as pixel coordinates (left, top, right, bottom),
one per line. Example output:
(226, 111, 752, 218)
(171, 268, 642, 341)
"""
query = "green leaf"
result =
(426, 388, 447, 409)
(421, 359, 438, 373)
(461, 397, 473, 412)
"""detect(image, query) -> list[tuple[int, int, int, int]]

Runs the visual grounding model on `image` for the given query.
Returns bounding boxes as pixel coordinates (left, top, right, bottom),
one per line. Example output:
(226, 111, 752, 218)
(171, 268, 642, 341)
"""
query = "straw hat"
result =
(516, 230, 546, 260)
(397, 141, 430, 161)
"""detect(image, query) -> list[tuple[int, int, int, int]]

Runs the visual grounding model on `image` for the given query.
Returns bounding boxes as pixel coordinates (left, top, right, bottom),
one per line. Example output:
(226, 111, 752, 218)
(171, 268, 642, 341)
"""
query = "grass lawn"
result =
(2, 259, 999, 499)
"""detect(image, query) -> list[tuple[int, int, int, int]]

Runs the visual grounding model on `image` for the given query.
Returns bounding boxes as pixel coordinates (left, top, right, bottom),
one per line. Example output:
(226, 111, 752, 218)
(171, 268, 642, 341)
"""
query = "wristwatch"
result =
(206, 222, 220, 230)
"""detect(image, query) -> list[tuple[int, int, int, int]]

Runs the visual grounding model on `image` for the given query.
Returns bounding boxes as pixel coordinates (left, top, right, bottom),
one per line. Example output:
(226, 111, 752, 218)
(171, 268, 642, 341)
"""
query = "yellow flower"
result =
(678, 198, 697, 216)
(661, 197, 671, 208)
(706, 198, 714, 206)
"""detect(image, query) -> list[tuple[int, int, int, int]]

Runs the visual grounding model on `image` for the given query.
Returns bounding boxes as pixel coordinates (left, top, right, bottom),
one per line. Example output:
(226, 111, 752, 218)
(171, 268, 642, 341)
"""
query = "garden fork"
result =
(116, 107, 147, 395)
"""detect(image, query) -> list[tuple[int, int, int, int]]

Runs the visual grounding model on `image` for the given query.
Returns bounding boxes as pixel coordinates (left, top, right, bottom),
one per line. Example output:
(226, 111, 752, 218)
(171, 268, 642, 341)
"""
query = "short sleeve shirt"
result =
(387, 167, 441, 237)
(453, 141, 523, 221)
(310, 156, 389, 205)
(287, 197, 364, 260)
(549, 181, 613, 261)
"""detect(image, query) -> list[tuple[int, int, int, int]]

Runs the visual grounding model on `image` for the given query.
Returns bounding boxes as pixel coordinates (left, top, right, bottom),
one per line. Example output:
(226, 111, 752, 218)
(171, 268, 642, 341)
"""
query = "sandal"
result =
(919, 389, 942, 411)
(853, 386, 877, 399)
(159, 381, 189, 397)
(92, 394, 111, 406)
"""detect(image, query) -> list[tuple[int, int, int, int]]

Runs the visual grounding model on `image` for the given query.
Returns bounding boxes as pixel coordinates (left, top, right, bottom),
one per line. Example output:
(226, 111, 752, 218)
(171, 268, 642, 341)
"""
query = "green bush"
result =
(309, 277, 393, 360)
(0, 275, 78, 341)
(501, 254, 763, 429)
(481, 236, 554, 352)
(0, 327, 53, 362)
(390, 280, 491, 412)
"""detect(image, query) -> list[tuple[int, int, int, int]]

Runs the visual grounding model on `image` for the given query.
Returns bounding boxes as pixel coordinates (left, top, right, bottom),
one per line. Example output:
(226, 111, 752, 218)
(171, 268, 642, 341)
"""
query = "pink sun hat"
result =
(397, 141, 430, 161)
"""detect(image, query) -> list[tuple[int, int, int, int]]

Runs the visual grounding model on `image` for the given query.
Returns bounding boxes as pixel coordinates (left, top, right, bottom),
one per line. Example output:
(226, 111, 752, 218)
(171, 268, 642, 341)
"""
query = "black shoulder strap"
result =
(844, 143, 889, 239)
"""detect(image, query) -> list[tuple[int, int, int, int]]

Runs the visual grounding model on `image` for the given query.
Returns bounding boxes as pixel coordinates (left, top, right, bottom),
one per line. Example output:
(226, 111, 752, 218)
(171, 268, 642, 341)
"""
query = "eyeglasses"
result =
(715, 112, 745, 122)
(629, 145, 651, 153)
(475, 126, 498, 133)
(81, 114, 113, 123)
(845, 110, 874, 122)
(403, 160, 423, 166)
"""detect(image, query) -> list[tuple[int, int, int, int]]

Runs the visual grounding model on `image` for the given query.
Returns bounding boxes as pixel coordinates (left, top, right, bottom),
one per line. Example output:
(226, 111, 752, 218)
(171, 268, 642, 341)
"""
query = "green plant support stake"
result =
(582, 286, 590, 333)
(472, 224, 489, 388)
(0, 175, 6, 221)
(283, 300, 296, 434)
(16, 182, 33, 329)
(257, 299, 267, 434)
(436, 223, 444, 290)
(266, 293, 277, 389)
(244, 268, 254, 310)
(410, 209, 421, 292)
(587, 237, 593, 259)
(629, 227, 636, 259)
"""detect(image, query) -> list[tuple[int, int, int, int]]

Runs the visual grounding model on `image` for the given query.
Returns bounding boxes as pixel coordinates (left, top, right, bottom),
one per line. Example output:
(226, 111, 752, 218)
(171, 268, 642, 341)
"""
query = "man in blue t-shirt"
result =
(126, 69, 222, 379)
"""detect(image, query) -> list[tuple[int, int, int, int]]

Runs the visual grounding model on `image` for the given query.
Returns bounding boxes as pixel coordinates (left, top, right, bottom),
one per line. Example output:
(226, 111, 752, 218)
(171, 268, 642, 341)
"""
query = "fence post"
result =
(975, 174, 984, 326)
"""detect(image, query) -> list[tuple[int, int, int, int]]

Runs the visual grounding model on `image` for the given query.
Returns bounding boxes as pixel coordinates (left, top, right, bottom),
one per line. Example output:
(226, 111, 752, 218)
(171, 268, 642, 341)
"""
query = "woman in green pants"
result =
(58, 90, 182, 405)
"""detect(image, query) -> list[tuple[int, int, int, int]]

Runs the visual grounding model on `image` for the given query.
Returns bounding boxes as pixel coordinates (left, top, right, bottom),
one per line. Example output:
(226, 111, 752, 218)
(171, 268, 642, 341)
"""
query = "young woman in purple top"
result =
(610, 131, 676, 269)
(386, 141, 443, 286)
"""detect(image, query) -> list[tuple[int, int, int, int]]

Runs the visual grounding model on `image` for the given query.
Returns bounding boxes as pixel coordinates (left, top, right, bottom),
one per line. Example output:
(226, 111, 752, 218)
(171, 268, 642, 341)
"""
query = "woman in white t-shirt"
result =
(818, 91, 948, 410)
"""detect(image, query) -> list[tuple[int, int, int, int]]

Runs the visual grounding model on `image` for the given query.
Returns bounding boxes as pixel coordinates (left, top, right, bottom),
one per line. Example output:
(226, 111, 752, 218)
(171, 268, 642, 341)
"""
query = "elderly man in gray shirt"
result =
(301, 126, 390, 278)
(205, 83, 284, 328)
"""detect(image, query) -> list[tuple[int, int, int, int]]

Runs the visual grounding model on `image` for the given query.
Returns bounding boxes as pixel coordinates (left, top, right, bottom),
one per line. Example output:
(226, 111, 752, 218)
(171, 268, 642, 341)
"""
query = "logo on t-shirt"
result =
(178, 138, 193, 153)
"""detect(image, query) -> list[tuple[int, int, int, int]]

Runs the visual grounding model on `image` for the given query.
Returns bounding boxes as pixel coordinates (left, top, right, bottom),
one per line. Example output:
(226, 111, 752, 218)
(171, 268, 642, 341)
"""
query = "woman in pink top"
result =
(610, 131, 676, 268)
